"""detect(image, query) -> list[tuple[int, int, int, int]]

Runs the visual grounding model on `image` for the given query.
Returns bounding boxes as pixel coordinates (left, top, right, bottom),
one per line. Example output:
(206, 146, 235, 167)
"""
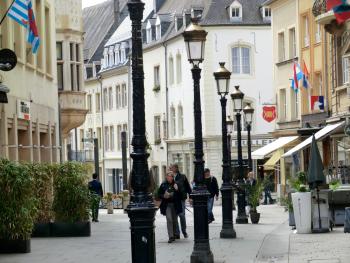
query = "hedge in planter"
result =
(0, 159, 38, 253)
(52, 162, 91, 237)
(27, 163, 56, 237)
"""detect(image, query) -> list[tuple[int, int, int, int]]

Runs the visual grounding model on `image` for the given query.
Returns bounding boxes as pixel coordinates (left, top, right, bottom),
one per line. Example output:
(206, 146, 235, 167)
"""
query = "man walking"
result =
(88, 173, 103, 222)
(204, 168, 219, 224)
(170, 163, 191, 239)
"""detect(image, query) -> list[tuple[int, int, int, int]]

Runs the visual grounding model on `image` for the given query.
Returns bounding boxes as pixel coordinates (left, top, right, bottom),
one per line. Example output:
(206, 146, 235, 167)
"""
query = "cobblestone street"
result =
(1, 204, 349, 263)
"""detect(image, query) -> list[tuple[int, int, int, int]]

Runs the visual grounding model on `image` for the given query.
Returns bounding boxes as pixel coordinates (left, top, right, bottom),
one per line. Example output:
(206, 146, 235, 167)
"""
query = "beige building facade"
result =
(0, 0, 59, 163)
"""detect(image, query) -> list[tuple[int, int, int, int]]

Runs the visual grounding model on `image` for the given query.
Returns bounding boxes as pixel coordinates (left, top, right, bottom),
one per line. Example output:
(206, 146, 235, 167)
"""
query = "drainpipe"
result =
(163, 42, 169, 167)
(97, 74, 106, 191)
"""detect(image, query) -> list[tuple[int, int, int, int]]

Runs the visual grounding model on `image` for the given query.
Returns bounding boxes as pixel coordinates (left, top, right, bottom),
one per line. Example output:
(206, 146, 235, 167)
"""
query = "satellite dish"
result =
(0, 49, 17, 71)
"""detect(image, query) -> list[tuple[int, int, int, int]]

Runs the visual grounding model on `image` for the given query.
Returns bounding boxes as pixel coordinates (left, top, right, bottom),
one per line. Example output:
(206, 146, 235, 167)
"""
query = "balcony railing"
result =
(313, 0, 327, 17)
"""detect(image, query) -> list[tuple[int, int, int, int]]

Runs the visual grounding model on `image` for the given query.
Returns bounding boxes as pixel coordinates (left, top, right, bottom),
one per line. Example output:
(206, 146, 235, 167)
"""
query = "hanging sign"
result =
(262, 106, 276, 123)
(17, 100, 30, 120)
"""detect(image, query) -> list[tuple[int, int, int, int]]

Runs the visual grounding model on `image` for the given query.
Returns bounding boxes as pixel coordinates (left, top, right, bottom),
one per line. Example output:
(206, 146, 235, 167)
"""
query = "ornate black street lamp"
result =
(183, 19, 214, 263)
(226, 116, 235, 210)
(231, 86, 248, 224)
(244, 103, 254, 171)
(126, 1, 157, 262)
(214, 62, 236, 239)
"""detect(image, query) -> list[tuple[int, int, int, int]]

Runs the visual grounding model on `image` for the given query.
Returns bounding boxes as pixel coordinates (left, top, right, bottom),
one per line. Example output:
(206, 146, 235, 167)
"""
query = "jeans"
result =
(208, 197, 214, 221)
(264, 190, 273, 204)
(166, 203, 177, 239)
(175, 200, 187, 236)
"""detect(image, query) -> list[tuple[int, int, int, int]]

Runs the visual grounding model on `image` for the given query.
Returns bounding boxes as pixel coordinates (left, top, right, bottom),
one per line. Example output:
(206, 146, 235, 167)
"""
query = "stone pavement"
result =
(0, 204, 350, 263)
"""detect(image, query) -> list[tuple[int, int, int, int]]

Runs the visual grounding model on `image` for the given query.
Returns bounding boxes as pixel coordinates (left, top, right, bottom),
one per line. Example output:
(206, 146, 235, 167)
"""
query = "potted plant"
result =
(329, 178, 341, 191)
(106, 192, 114, 214)
(280, 195, 294, 227)
(51, 162, 91, 237)
(0, 159, 38, 253)
(247, 180, 264, 224)
(27, 163, 55, 237)
(290, 171, 312, 233)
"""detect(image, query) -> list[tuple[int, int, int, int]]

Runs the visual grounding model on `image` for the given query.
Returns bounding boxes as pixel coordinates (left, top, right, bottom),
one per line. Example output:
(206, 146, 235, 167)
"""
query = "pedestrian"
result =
(263, 173, 274, 205)
(204, 168, 219, 224)
(158, 171, 183, 243)
(246, 171, 257, 213)
(88, 173, 103, 222)
(170, 163, 191, 239)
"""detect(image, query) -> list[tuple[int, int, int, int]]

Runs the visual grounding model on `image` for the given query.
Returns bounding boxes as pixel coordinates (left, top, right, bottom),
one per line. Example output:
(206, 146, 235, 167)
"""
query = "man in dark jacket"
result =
(170, 163, 191, 239)
(88, 173, 103, 222)
(204, 168, 219, 224)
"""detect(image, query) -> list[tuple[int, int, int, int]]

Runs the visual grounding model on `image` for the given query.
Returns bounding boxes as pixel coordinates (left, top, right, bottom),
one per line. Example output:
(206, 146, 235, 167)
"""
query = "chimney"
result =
(114, 0, 120, 22)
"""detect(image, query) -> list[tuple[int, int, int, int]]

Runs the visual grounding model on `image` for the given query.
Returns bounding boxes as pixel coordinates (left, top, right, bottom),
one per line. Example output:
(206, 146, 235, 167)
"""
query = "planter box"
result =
(292, 192, 312, 234)
(31, 223, 51, 237)
(51, 222, 91, 237)
(0, 239, 30, 253)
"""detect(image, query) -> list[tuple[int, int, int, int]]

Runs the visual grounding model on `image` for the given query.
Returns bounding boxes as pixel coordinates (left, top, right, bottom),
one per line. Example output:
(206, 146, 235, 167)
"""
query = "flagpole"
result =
(0, 0, 16, 26)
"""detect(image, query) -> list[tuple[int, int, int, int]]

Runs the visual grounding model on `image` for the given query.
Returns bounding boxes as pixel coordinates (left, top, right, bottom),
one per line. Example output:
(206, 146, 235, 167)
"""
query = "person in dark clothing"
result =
(158, 171, 183, 243)
(170, 164, 191, 239)
(204, 168, 219, 224)
(246, 171, 257, 208)
(88, 173, 103, 222)
(263, 173, 274, 205)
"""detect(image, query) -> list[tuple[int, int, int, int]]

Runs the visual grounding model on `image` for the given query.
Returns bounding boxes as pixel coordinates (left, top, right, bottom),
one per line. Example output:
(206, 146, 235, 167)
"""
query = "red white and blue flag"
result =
(311, 96, 325, 111)
(327, 0, 350, 24)
(302, 60, 310, 89)
(291, 62, 303, 92)
(7, 0, 40, 54)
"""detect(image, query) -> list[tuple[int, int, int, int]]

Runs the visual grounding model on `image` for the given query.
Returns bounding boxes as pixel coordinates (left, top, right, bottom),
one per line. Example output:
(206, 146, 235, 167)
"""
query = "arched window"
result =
(170, 106, 176, 137)
(178, 105, 184, 136)
(176, 54, 182, 84)
(232, 46, 251, 75)
(169, 56, 174, 85)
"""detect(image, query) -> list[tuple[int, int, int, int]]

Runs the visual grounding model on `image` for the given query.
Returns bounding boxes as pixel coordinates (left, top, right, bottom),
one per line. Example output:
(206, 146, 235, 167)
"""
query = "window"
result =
(87, 95, 92, 113)
(57, 64, 64, 90)
(178, 105, 184, 137)
(114, 45, 120, 65)
(278, 32, 285, 62)
(109, 49, 114, 67)
(231, 7, 240, 18)
(116, 85, 121, 109)
(176, 55, 182, 84)
(290, 90, 298, 120)
(279, 89, 287, 121)
(45, 6, 52, 74)
(103, 88, 108, 111)
(70, 64, 74, 90)
(122, 84, 127, 107)
(154, 116, 161, 143)
(56, 42, 63, 60)
(154, 66, 160, 90)
(109, 87, 113, 110)
(169, 56, 174, 84)
(302, 15, 310, 47)
(95, 93, 101, 113)
(97, 128, 102, 149)
(343, 56, 349, 84)
(314, 72, 323, 95)
(117, 125, 122, 151)
(232, 46, 251, 74)
(70, 43, 74, 61)
(110, 126, 114, 151)
(163, 114, 168, 139)
(170, 106, 176, 137)
(289, 28, 296, 59)
(156, 24, 161, 40)
(146, 21, 152, 43)
(315, 23, 321, 43)
(264, 7, 271, 18)
(105, 127, 109, 151)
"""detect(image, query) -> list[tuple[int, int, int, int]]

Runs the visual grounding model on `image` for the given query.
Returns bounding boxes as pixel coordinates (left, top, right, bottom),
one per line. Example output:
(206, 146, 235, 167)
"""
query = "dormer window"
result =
(120, 42, 129, 63)
(191, 8, 203, 19)
(175, 16, 183, 31)
(183, 12, 191, 27)
(229, 1, 242, 22)
(114, 44, 120, 65)
(262, 6, 271, 21)
(146, 21, 152, 43)
(108, 46, 114, 67)
(103, 48, 108, 68)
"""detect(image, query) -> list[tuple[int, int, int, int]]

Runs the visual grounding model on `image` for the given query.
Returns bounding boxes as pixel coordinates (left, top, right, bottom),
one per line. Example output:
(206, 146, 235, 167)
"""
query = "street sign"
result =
(0, 49, 17, 71)
(345, 124, 350, 137)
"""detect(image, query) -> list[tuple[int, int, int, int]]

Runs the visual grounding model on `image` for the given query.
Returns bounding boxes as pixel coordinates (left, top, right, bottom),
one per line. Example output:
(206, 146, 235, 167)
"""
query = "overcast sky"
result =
(82, 0, 108, 8)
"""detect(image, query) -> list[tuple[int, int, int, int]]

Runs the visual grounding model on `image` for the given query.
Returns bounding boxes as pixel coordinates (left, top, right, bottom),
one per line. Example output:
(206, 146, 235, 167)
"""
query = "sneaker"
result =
(183, 232, 188, 238)
(175, 235, 180, 239)
(168, 238, 175, 243)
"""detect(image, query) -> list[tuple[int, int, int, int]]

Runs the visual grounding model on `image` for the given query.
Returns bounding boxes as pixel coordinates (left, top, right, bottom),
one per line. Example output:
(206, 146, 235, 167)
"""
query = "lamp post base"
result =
(220, 184, 236, 239)
(236, 216, 249, 224)
(236, 187, 248, 224)
(126, 203, 157, 263)
(190, 188, 214, 263)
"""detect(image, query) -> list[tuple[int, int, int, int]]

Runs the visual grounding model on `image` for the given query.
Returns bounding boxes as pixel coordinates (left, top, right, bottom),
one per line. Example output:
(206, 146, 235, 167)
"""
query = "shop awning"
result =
(252, 136, 299, 159)
(263, 150, 282, 170)
(282, 121, 345, 158)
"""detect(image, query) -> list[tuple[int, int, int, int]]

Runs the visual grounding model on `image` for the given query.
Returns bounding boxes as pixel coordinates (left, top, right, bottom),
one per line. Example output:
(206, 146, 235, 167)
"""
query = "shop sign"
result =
(17, 100, 30, 120)
(232, 138, 274, 147)
(262, 106, 276, 123)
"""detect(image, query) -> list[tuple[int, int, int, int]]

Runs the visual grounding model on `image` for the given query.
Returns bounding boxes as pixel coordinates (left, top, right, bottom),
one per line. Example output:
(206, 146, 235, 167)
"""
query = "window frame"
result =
(232, 46, 252, 75)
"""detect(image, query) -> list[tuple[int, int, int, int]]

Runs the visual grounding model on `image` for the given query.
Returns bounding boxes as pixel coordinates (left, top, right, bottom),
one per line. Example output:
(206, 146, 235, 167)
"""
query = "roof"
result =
(83, 0, 128, 63)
